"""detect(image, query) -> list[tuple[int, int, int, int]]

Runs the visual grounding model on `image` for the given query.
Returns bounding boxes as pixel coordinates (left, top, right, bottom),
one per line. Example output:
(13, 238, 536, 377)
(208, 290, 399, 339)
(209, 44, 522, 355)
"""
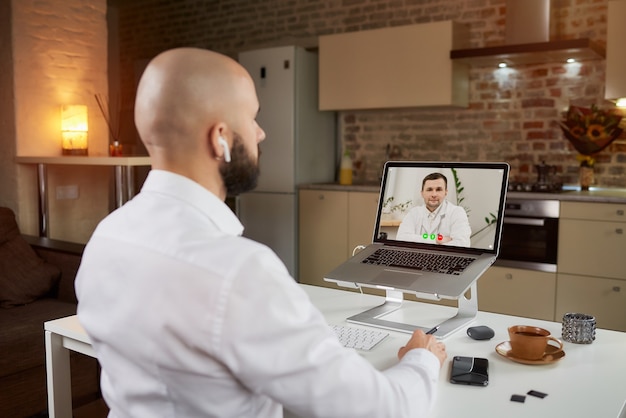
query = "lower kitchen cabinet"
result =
(347, 192, 380, 257)
(298, 189, 379, 287)
(298, 190, 348, 287)
(556, 273, 626, 332)
(477, 266, 556, 321)
(559, 219, 626, 279)
(556, 201, 626, 332)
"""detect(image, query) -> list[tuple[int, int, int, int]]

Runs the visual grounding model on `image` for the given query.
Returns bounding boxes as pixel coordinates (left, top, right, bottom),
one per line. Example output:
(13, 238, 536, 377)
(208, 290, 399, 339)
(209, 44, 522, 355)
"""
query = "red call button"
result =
(437, 234, 443, 241)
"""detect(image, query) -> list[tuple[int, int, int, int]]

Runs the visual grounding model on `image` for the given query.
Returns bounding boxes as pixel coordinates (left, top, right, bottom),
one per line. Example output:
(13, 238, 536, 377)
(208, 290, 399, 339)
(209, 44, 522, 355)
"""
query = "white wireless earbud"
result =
(217, 136, 231, 163)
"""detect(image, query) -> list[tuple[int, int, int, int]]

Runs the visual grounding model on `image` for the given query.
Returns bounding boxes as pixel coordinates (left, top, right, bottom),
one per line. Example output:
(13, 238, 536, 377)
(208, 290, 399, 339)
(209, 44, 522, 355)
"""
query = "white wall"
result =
(9, 0, 111, 242)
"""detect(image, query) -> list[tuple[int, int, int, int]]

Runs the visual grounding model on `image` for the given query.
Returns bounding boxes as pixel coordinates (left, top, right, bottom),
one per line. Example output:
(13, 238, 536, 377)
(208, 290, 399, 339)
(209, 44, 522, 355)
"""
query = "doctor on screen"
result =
(396, 172, 471, 247)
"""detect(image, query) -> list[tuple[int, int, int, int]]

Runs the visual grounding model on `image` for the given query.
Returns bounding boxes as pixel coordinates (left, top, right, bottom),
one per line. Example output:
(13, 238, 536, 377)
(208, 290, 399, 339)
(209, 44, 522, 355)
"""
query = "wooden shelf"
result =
(380, 219, 401, 227)
(15, 155, 151, 166)
(450, 38, 605, 67)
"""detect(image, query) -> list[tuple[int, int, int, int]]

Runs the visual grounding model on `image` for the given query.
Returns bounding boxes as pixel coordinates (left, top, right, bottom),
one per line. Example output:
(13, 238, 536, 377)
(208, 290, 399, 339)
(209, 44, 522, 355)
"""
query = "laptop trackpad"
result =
(370, 269, 421, 288)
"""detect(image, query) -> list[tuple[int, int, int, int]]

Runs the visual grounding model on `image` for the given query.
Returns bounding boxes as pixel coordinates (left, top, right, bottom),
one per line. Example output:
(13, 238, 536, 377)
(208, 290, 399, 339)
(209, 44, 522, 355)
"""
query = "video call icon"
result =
(422, 233, 444, 241)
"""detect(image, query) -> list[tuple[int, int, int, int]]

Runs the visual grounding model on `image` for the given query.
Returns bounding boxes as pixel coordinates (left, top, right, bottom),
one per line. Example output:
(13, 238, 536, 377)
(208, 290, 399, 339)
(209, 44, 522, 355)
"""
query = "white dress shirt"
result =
(76, 170, 440, 418)
(396, 200, 471, 247)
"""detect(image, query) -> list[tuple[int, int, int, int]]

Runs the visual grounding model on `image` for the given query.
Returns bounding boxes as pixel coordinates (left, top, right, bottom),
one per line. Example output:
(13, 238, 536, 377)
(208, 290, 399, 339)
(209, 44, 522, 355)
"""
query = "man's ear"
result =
(209, 125, 229, 161)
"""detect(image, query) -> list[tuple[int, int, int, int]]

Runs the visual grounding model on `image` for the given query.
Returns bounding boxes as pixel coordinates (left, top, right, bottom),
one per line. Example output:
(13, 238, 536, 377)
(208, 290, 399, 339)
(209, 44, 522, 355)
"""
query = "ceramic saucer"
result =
(495, 341, 566, 365)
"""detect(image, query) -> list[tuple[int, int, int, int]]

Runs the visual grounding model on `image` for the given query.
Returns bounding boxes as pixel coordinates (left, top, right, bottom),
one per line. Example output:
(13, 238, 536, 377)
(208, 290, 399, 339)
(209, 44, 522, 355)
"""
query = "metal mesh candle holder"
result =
(562, 313, 596, 344)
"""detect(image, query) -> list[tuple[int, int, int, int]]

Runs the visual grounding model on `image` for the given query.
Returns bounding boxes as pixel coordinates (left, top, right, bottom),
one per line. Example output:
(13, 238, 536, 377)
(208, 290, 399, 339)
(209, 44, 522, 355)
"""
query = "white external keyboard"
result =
(331, 324, 389, 351)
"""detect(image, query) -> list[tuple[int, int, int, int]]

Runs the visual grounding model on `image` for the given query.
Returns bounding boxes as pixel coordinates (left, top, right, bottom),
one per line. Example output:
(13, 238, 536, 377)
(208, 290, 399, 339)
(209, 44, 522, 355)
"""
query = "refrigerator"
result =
(237, 46, 336, 278)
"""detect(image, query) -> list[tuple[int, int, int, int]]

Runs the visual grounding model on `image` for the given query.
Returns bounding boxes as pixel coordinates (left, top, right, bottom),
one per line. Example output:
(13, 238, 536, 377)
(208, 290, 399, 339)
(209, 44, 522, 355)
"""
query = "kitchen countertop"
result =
(299, 183, 626, 204)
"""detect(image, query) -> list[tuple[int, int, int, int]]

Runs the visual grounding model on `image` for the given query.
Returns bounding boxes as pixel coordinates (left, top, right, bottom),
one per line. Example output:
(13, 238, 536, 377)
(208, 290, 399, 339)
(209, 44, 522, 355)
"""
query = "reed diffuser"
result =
(95, 93, 122, 156)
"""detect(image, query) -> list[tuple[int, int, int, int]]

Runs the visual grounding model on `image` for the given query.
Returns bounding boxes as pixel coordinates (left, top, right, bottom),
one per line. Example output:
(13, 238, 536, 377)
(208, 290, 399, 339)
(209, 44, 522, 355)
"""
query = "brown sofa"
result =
(0, 207, 101, 417)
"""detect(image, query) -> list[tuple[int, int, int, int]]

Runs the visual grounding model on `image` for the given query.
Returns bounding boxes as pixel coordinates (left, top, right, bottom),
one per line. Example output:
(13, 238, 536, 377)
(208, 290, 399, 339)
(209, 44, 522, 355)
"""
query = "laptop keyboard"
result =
(331, 324, 389, 351)
(362, 248, 474, 275)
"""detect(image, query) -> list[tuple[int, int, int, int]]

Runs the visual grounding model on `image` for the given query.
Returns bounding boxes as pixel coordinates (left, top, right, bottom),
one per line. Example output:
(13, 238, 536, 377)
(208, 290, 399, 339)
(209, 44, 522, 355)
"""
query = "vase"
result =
(579, 166, 594, 191)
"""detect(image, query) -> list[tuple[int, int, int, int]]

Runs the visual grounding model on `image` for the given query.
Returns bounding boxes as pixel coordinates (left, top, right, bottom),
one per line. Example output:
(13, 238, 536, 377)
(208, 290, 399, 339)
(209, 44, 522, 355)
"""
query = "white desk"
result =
(44, 314, 96, 418)
(44, 285, 626, 418)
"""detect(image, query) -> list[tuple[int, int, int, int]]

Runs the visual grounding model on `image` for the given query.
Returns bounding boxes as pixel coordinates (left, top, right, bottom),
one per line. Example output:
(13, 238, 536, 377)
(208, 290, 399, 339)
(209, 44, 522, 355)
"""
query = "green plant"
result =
(382, 196, 412, 214)
(451, 168, 498, 239)
(451, 168, 470, 215)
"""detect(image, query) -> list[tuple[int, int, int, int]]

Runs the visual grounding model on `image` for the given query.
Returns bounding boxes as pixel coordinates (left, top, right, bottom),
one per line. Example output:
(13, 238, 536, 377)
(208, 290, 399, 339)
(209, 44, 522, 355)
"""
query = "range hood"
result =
(450, 38, 605, 67)
(450, 0, 605, 67)
(605, 0, 626, 105)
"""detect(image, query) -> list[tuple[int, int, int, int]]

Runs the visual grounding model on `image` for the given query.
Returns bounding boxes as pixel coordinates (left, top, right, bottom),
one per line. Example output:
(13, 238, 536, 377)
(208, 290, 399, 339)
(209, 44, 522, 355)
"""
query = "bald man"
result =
(75, 48, 446, 418)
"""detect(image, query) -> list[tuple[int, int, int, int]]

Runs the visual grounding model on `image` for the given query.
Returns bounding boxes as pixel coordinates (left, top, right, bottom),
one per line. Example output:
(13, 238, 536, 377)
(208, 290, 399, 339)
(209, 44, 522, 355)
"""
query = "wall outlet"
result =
(56, 185, 79, 200)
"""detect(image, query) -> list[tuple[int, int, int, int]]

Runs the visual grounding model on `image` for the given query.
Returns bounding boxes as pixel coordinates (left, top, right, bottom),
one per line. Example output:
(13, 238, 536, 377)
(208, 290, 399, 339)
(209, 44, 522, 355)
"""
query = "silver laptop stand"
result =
(346, 282, 478, 339)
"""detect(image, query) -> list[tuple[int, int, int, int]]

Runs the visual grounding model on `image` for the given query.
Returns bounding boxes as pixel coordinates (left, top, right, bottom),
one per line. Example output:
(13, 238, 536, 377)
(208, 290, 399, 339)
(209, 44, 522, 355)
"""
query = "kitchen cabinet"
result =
(606, 0, 626, 102)
(478, 266, 556, 321)
(558, 201, 626, 279)
(318, 21, 469, 110)
(347, 192, 379, 258)
(556, 274, 626, 332)
(298, 190, 347, 287)
(556, 201, 626, 331)
(298, 189, 378, 287)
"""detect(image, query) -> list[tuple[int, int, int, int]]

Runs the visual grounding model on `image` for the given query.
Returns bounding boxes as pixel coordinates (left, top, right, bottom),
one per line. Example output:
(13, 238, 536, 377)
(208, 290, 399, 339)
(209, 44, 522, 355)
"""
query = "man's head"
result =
(421, 172, 448, 212)
(134, 48, 266, 198)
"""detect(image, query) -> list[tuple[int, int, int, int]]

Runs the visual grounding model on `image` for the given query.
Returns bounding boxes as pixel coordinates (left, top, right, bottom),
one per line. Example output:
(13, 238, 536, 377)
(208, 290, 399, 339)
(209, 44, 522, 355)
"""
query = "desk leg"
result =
(114, 166, 123, 208)
(37, 163, 49, 237)
(45, 330, 73, 418)
(124, 165, 135, 202)
(114, 165, 136, 207)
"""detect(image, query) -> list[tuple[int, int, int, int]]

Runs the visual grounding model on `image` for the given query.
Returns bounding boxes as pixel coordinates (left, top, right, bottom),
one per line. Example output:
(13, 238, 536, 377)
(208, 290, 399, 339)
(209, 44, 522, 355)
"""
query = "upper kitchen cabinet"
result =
(605, 0, 626, 105)
(318, 21, 469, 111)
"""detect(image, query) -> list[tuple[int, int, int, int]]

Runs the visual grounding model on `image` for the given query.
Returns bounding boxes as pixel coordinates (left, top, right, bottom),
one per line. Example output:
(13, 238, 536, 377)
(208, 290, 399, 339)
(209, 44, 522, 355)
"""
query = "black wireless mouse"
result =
(467, 326, 495, 340)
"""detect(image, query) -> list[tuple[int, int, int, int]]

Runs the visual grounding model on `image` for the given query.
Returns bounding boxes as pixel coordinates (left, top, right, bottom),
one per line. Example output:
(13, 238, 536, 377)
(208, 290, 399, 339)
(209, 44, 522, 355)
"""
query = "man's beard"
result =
(219, 133, 260, 196)
(426, 199, 442, 212)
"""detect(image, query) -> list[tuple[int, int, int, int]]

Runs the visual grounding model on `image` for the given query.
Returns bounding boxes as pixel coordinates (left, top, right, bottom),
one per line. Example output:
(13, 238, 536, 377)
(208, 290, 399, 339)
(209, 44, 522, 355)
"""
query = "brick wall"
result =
(114, 0, 626, 187)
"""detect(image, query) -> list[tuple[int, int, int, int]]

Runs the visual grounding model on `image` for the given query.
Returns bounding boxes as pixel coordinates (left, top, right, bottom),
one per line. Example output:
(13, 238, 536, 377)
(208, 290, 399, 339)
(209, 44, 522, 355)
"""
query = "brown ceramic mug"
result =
(508, 325, 564, 360)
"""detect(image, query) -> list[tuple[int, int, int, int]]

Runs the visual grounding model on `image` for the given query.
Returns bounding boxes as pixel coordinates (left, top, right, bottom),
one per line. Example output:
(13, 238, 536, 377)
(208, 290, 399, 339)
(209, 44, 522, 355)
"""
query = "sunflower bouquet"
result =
(559, 104, 623, 166)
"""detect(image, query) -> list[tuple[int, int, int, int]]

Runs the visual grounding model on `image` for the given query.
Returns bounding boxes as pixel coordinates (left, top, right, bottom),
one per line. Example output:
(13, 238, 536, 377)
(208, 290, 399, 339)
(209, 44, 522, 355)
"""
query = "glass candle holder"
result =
(562, 313, 596, 344)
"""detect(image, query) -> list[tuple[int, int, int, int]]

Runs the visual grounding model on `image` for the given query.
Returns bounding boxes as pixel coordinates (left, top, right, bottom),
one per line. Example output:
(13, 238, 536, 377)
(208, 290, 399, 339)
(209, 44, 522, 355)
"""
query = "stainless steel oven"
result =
(496, 199, 560, 272)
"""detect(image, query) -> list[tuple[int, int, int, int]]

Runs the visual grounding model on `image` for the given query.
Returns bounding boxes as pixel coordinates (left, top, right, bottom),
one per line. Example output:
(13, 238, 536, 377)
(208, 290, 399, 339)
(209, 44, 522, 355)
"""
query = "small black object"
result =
(425, 326, 439, 335)
(527, 390, 548, 399)
(449, 356, 489, 386)
(511, 394, 526, 403)
(467, 325, 495, 340)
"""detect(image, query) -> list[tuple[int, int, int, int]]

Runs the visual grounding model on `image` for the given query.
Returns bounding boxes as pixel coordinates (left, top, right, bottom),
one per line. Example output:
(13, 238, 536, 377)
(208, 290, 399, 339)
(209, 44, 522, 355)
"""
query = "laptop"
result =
(324, 161, 509, 300)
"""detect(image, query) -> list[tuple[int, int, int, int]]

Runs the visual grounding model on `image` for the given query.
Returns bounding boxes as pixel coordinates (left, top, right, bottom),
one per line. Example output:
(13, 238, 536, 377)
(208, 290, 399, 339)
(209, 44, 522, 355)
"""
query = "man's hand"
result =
(397, 330, 447, 367)
(436, 235, 451, 244)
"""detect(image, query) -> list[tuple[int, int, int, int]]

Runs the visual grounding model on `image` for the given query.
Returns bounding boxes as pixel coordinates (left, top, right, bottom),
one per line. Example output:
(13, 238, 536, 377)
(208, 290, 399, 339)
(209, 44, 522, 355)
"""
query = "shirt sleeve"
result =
(217, 245, 441, 418)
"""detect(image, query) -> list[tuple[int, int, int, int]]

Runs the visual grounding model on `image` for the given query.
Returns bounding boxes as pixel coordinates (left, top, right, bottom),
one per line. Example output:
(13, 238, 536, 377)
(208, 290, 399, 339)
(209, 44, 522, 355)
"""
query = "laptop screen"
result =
(374, 161, 509, 254)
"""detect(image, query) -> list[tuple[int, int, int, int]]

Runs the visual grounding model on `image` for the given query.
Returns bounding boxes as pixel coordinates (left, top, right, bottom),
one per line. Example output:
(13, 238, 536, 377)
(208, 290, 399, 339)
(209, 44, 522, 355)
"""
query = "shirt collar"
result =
(140, 170, 244, 236)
